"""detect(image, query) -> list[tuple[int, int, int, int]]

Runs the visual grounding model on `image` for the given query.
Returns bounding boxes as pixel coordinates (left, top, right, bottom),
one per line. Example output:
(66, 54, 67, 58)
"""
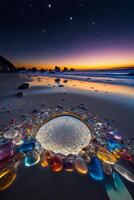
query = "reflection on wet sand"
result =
(28, 75, 134, 98)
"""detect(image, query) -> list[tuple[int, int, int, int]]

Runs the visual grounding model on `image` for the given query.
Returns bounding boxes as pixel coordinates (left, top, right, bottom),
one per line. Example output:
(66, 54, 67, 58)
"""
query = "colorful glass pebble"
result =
(115, 164, 134, 182)
(89, 157, 104, 181)
(24, 151, 40, 167)
(0, 167, 16, 191)
(0, 140, 14, 162)
(17, 142, 35, 153)
(97, 147, 116, 164)
(4, 128, 18, 139)
(74, 156, 88, 174)
(63, 159, 74, 172)
(50, 156, 63, 172)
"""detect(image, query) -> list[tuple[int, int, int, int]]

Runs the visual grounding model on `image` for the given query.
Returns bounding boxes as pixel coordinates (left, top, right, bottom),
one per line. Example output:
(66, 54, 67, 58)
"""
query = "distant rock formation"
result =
(0, 55, 16, 72)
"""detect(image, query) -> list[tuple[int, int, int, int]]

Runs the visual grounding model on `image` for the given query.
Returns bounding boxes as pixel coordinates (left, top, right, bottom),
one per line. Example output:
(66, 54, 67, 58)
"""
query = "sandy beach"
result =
(0, 73, 134, 200)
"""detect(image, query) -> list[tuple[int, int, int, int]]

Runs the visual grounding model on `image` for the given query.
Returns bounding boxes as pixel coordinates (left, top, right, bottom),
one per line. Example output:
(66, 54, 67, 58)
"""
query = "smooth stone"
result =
(84, 144, 96, 158)
(18, 83, 30, 89)
(78, 151, 91, 163)
(97, 147, 116, 164)
(113, 134, 122, 140)
(12, 135, 24, 146)
(50, 156, 63, 172)
(63, 159, 74, 172)
(0, 140, 14, 161)
(40, 152, 49, 167)
(89, 157, 104, 181)
(24, 151, 40, 167)
(4, 128, 18, 139)
(102, 162, 112, 175)
(36, 115, 91, 156)
(17, 142, 35, 153)
(0, 167, 16, 191)
(115, 164, 134, 182)
(41, 159, 49, 167)
(120, 150, 132, 161)
(74, 157, 88, 174)
(112, 149, 121, 159)
(107, 140, 122, 151)
(43, 150, 55, 161)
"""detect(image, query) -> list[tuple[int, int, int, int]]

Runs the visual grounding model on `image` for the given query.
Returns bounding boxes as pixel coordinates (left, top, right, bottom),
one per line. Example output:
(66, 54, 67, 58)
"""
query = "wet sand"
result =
(0, 73, 134, 200)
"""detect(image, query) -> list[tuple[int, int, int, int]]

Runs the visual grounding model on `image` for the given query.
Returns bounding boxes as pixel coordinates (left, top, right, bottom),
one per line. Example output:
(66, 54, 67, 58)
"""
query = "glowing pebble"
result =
(89, 157, 104, 181)
(112, 149, 121, 159)
(74, 157, 88, 174)
(63, 159, 74, 172)
(0, 167, 16, 191)
(115, 164, 134, 182)
(0, 140, 14, 161)
(24, 151, 40, 167)
(97, 147, 116, 164)
(17, 142, 35, 153)
(50, 156, 63, 172)
(113, 134, 122, 140)
(12, 135, 23, 146)
(4, 128, 18, 139)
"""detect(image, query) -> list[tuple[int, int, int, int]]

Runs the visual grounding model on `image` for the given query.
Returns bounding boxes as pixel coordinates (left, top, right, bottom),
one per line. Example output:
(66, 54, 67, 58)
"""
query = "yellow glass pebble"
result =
(97, 147, 116, 165)
(0, 168, 16, 191)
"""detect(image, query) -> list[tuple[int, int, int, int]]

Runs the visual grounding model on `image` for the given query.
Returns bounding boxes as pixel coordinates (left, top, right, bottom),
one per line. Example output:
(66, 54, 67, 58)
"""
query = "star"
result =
(69, 17, 73, 21)
(42, 29, 46, 33)
(29, 4, 33, 8)
(48, 4, 51, 8)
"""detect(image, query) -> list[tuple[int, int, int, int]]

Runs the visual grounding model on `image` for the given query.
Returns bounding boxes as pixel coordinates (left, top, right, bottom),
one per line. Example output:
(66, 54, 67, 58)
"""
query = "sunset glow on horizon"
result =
(15, 48, 134, 70)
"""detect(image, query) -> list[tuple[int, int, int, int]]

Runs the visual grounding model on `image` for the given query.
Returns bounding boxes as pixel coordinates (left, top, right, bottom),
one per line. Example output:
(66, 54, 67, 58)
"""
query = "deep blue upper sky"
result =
(0, 0, 134, 69)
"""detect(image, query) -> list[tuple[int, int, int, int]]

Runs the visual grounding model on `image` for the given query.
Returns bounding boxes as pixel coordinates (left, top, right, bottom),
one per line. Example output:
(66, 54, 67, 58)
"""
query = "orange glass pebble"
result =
(0, 167, 16, 191)
(97, 147, 116, 165)
(50, 156, 63, 172)
(74, 156, 88, 174)
(41, 159, 49, 167)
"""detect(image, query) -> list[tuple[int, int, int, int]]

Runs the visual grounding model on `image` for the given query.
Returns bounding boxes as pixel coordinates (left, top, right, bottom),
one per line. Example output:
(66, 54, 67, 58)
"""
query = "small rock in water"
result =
(50, 156, 63, 172)
(24, 151, 40, 167)
(74, 156, 88, 174)
(63, 80, 68, 83)
(55, 78, 60, 83)
(102, 162, 112, 175)
(58, 84, 64, 87)
(18, 83, 30, 89)
(0, 167, 16, 191)
(15, 92, 24, 97)
(4, 128, 18, 139)
(115, 164, 134, 182)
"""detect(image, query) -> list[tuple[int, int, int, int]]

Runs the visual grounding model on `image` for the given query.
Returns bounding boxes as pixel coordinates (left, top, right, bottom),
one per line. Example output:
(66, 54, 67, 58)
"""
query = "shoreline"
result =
(0, 73, 134, 139)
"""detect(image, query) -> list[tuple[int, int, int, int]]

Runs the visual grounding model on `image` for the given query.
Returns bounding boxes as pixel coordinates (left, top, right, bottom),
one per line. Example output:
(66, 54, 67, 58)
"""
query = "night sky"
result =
(0, 0, 134, 69)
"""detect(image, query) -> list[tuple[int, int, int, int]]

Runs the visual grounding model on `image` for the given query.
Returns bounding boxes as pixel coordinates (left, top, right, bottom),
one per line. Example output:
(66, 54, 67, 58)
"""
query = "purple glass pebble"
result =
(0, 140, 14, 161)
